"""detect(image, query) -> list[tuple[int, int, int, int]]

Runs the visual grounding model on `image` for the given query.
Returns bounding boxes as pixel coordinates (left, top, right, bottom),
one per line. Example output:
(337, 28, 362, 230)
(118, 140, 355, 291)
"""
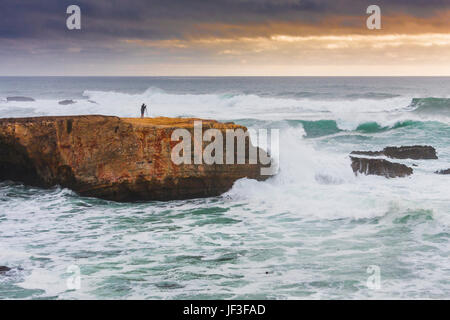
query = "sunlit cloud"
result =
(0, 1, 449, 75)
(122, 33, 450, 56)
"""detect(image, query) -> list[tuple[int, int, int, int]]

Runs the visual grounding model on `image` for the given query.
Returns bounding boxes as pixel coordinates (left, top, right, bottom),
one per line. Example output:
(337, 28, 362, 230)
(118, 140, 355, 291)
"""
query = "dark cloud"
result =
(0, 0, 448, 75)
(0, 0, 448, 41)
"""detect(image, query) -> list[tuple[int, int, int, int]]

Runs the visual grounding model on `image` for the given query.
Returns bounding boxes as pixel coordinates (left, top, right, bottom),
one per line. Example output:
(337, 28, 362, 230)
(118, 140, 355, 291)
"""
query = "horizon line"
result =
(1, 75, 450, 78)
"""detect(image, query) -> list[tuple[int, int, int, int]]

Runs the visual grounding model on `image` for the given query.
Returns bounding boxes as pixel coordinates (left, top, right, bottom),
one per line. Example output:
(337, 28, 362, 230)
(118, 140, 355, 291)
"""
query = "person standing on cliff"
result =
(140, 103, 147, 118)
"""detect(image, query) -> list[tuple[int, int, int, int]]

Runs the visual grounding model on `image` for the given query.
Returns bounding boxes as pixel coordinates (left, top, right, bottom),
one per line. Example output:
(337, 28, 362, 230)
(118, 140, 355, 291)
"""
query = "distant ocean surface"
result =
(0, 77, 449, 299)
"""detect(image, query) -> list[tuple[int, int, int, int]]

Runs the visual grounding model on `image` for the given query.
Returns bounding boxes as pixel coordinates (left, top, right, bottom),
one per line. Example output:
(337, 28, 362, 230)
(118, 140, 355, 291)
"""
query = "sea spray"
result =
(1, 77, 449, 299)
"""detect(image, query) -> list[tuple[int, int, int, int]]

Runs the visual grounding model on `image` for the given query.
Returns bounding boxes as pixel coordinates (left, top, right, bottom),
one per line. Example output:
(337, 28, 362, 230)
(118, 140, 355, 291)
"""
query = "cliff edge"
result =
(0, 116, 270, 201)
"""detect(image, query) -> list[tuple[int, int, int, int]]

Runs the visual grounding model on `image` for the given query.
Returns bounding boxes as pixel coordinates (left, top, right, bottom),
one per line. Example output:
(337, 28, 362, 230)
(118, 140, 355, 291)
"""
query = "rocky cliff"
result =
(349, 145, 440, 178)
(350, 156, 413, 178)
(0, 116, 269, 201)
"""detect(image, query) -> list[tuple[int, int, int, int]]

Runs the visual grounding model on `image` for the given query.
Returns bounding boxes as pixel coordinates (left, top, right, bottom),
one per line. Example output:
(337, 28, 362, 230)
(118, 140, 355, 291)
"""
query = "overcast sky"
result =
(0, 0, 449, 76)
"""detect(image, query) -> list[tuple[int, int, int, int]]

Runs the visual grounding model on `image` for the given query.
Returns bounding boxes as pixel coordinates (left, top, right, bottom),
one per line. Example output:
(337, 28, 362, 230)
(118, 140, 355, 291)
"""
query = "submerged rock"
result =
(58, 99, 76, 105)
(351, 145, 437, 160)
(0, 266, 11, 274)
(435, 169, 450, 175)
(7, 96, 35, 102)
(0, 116, 270, 202)
(350, 156, 413, 178)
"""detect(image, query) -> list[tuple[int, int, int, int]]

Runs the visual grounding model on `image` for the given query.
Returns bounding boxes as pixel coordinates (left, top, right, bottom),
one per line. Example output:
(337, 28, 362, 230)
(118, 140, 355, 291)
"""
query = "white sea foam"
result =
(1, 87, 449, 128)
(226, 125, 450, 224)
(0, 84, 449, 299)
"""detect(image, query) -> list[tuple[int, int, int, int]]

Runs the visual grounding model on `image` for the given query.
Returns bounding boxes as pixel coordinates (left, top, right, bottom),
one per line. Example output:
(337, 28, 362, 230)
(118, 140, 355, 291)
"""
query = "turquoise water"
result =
(0, 77, 449, 299)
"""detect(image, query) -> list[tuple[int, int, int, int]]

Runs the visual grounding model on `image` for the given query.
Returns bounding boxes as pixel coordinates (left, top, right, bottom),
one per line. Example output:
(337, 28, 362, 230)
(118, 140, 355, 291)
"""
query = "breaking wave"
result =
(1, 80, 450, 299)
(1, 87, 449, 126)
(409, 97, 450, 116)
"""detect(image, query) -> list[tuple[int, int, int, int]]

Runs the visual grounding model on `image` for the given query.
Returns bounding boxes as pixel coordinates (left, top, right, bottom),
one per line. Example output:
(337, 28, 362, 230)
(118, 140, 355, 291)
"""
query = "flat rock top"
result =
(0, 115, 241, 129)
(122, 117, 241, 129)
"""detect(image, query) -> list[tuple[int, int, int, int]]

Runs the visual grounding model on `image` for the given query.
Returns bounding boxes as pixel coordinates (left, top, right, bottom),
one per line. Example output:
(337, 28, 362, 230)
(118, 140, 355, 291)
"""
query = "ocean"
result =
(0, 76, 449, 299)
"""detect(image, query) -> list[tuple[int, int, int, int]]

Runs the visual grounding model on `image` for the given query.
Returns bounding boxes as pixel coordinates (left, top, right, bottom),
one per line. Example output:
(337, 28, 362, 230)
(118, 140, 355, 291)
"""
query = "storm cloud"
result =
(0, 0, 449, 75)
(1, 0, 449, 40)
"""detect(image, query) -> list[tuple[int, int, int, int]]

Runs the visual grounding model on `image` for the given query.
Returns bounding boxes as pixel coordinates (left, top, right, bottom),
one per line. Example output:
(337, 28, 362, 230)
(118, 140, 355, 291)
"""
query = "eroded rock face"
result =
(351, 145, 437, 160)
(350, 156, 413, 178)
(0, 116, 270, 201)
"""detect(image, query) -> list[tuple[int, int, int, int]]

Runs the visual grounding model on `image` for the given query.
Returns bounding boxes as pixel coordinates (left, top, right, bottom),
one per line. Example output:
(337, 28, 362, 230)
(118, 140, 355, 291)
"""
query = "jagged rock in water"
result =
(58, 99, 76, 105)
(351, 145, 437, 160)
(0, 116, 270, 202)
(0, 266, 11, 274)
(350, 156, 413, 178)
(7, 96, 35, 102)
(435, 169, 450, 175)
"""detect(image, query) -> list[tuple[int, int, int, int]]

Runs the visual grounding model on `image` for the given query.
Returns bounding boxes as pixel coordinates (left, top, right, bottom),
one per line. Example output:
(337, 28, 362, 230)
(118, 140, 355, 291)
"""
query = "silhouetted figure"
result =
(140, 103, 147, 118)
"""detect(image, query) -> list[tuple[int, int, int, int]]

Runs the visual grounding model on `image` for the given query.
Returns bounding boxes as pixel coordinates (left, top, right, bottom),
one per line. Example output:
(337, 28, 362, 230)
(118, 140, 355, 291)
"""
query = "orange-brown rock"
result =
(0, 116, 269, 201)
